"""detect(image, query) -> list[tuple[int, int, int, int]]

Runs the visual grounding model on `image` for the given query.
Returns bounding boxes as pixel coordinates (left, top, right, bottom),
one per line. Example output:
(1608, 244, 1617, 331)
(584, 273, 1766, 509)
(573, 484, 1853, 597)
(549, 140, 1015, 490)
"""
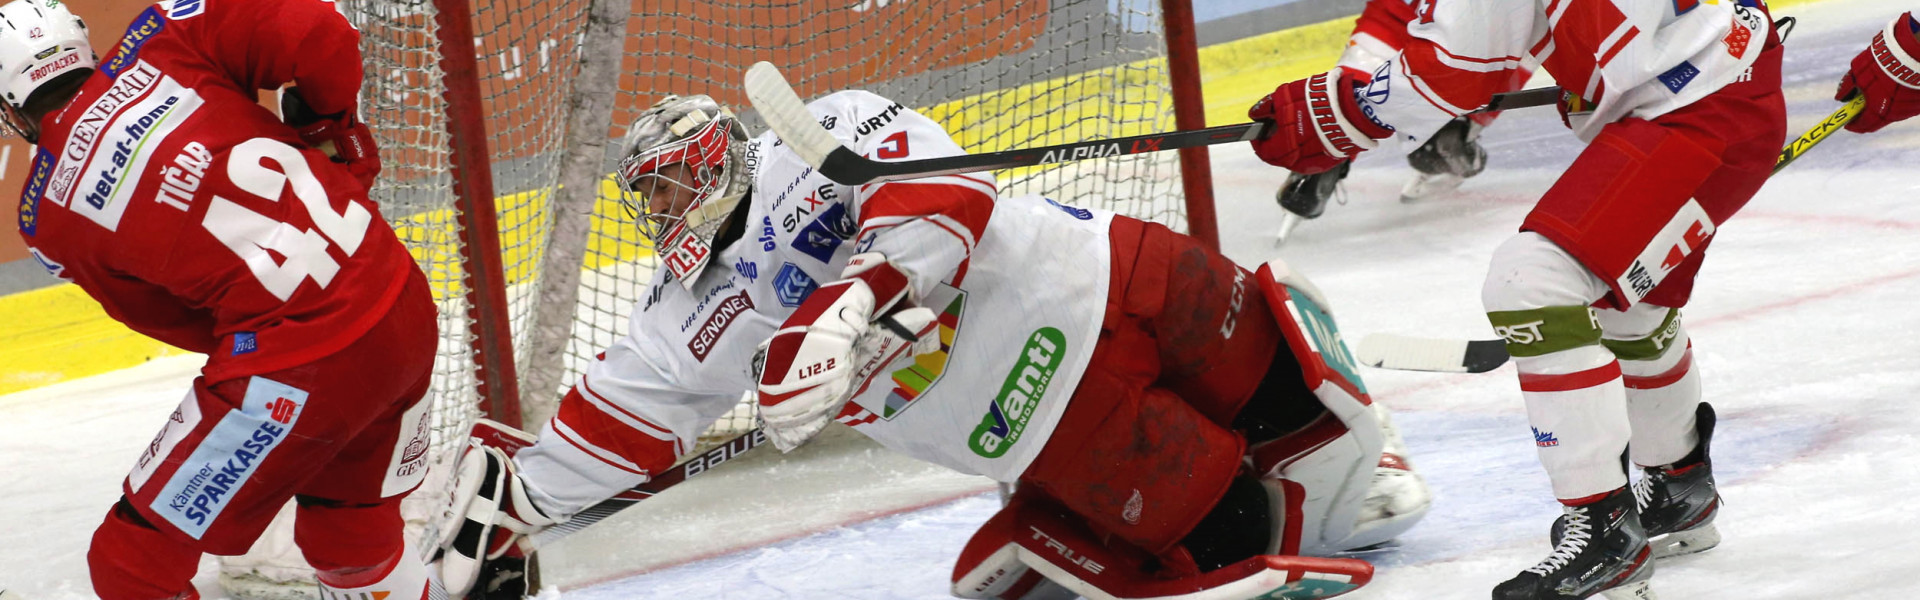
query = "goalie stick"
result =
(742, 62, 1563, 186)
(1358, 97, 1867, 374)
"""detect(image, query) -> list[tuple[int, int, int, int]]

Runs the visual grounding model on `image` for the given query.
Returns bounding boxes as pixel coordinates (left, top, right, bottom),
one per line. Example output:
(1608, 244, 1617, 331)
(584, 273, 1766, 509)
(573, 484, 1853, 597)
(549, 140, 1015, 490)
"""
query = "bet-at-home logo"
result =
(969, 327, 1064, 458)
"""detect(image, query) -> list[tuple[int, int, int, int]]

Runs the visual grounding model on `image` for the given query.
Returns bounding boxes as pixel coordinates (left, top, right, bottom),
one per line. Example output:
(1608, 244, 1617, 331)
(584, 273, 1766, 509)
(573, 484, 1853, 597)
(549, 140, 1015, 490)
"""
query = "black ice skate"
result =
(1493, 487, 1656, 600)
(1636, 402, 1722, 559)
(1400, 116, 1487, 202)
(1273, 160, 1351, 245)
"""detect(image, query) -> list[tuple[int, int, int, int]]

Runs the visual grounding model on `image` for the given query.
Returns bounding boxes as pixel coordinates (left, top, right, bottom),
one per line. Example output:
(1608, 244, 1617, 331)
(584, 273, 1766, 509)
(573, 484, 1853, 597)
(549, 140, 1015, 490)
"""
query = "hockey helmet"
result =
(617, 94, 752, 287)
(0, 0, 93, 138)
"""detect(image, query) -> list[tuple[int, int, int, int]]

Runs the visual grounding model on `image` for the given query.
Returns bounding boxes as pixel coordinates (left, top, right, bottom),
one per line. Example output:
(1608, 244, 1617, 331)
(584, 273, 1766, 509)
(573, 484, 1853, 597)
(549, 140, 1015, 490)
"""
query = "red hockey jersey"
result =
(15, 0, 418, 382)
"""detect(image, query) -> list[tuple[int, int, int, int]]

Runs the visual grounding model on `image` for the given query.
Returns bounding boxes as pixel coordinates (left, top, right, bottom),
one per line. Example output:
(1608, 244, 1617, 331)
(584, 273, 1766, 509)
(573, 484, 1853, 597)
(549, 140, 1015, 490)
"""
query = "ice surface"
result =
(5, 0, 1918, 597)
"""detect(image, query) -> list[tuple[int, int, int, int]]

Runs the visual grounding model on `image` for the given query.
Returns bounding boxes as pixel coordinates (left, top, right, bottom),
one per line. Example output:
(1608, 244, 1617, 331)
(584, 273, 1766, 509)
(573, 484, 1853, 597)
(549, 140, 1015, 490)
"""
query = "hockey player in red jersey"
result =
(432, 92, 1433, 600)
(1273, 0, 1535, 244)
(4, 0, 440, 598)
(1247, 0, 1786, 598)
(1834, 11, 1920, 134)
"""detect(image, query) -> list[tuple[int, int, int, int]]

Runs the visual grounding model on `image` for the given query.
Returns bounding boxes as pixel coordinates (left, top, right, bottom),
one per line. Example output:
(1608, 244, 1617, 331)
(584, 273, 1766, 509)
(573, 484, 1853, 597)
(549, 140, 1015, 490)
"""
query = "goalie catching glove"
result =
(756, 253, 940, 452)
(1248, 68, 1393, 175)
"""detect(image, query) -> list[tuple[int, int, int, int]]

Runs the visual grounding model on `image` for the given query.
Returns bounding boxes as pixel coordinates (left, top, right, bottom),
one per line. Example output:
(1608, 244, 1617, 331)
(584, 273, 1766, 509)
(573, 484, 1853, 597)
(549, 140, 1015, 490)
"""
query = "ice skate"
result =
(1493, 487, 1657, 600)
(1636, 403, 1722, 559)
(1274, 160, 1351, 245)
(1399, 117, 1487, 203)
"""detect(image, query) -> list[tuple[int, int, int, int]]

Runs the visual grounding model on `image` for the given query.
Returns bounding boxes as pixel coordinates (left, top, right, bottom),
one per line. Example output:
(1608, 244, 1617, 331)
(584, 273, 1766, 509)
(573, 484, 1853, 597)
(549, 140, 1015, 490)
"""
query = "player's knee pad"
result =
(315, 538, 444, 600)
(1482, 233, 1611, 313)
(952, 491, 1374, 600)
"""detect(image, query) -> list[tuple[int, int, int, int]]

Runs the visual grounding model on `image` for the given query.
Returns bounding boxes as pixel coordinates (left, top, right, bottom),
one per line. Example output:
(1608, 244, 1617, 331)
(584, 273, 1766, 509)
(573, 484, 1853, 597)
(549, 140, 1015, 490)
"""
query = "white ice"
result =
(5, 0, 1919, 597)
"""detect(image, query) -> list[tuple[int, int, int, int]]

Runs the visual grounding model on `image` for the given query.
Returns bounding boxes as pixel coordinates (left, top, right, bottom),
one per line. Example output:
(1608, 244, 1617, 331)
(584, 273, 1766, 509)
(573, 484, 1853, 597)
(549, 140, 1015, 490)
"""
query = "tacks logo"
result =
(1533, 427, 1559, 447)
(150, 376, 308, 539)
(969, 328, 1065, 458)
(773, 262, 818, 307)
(688, 291, 755, 362)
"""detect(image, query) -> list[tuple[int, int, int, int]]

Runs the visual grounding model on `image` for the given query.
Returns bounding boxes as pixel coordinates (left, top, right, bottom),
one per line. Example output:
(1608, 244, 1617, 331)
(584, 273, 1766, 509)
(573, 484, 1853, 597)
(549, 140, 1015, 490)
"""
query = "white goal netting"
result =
(220, 0, 1194, 595)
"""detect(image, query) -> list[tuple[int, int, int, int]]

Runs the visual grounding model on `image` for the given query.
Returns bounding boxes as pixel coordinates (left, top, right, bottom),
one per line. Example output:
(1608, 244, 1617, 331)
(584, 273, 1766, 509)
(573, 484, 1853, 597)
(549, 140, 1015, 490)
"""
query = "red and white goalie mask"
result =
(618, 94, 752, 287)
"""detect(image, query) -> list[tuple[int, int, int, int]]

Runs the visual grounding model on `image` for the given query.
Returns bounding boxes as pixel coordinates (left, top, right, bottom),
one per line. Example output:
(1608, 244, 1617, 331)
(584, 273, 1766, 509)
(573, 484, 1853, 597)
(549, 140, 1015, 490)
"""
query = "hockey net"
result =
(219, 0, 1196, 595)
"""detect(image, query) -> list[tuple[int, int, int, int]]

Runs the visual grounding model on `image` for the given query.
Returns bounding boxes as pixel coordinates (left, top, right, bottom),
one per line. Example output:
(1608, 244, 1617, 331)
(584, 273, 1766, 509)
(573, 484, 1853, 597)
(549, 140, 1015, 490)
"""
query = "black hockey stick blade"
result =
(1355, 334, 1510, 374)
(1475, 85, 1561, 114)
(746, 61, 1558, 186)
(526, 427, 769, 548)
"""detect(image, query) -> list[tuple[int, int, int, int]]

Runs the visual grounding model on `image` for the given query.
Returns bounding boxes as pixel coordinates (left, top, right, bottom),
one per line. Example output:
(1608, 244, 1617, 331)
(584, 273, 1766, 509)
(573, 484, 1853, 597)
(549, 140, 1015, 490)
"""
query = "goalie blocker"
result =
(951, 261, 1430, 600)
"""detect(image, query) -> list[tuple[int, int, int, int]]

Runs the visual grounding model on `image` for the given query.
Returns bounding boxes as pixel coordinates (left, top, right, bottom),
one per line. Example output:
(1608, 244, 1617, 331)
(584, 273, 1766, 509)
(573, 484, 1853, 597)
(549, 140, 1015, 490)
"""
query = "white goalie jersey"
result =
(516, 91, 1117, 514)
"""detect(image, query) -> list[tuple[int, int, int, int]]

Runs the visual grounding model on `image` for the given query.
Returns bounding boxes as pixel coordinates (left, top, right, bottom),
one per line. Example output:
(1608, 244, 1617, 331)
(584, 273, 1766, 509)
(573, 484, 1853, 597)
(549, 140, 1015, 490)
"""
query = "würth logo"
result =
(689, 291, 755, 361)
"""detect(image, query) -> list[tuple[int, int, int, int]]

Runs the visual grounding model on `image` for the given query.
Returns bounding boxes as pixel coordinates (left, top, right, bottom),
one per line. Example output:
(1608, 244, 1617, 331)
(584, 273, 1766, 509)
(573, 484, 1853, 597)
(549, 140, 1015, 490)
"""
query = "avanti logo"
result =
(969, 327, 1064, 458)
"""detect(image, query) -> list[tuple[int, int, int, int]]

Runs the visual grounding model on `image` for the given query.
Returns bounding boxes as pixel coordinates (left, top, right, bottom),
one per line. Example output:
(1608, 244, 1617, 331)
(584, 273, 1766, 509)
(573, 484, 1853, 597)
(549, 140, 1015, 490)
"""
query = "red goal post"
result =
(218, 0, 1218, 594)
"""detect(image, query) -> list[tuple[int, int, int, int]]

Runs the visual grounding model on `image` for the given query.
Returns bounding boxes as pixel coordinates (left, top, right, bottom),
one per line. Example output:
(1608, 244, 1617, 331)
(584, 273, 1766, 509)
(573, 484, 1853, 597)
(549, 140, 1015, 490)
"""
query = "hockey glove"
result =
(280, 86, 383, 190)
(1248, 68, 1393, 175)
(756, 253, 938, 452)
(1836, 13, 1920, 133)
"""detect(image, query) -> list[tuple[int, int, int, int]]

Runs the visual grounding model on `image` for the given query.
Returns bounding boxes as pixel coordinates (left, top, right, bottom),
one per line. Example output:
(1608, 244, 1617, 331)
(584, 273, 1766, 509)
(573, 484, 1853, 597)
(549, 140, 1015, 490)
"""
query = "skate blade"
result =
(1651, 524, 1721, 559)
(1399, 173, 1464, 203)
(1275, 212, 1305, 246)
(1602, 580, 1657, 600)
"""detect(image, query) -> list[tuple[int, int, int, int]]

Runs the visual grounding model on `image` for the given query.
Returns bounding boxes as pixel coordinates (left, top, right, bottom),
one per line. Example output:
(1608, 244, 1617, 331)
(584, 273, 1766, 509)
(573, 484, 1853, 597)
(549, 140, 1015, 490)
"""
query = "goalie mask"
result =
(0, 0, 94, 141)
(618, 94, 753, 288)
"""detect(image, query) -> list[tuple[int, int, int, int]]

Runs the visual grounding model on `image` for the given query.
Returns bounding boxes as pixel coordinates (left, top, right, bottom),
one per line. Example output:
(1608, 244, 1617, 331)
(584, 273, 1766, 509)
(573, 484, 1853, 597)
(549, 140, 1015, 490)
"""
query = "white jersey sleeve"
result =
(805, 90, 999, 302)
(1362, 0, 1768, 145)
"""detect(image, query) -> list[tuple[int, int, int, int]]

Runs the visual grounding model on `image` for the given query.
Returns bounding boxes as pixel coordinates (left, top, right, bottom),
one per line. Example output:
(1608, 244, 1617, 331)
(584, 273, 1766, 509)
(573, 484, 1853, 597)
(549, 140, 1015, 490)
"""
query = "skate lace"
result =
(1523, 509, 1594, 576)
(1631, 473, 1656, 511)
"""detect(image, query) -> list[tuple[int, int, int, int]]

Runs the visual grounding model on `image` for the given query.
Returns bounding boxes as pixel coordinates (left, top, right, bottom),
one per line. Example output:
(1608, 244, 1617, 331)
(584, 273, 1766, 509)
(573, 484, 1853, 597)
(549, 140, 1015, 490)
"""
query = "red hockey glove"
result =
(281, 87, 383, 190)
(1836, 12, 1920, 133)
(1248, 68, 1393, 175)
(755, 253, 937, 451)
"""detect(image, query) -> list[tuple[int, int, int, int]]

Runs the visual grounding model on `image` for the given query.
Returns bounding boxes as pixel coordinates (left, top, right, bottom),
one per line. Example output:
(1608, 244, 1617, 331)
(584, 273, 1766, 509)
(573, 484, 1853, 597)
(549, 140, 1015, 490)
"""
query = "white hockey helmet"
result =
(617, 94, 752, 287)
(0, 0, 93, 136)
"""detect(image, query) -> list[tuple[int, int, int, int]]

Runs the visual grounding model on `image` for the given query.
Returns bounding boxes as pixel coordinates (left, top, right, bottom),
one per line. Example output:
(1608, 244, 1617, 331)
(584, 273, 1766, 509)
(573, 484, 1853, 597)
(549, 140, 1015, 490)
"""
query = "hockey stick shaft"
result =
(743, 62, 1562, 186)
(528, 428, 768, 547)
(1360, 99, 1866, 374)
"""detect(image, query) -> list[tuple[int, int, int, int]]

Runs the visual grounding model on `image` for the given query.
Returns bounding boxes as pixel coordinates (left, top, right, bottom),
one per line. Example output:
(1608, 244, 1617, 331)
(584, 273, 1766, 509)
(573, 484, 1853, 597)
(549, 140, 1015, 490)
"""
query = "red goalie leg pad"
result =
(89, 497, 202, 600)
(954, 492, 1374, 600)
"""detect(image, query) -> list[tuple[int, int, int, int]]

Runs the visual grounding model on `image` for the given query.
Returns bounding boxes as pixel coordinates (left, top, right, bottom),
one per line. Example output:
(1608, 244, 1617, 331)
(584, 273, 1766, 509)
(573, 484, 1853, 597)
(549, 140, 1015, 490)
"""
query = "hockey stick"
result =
(743, 62, 1564, 186)
(1356, 98, 1868, 374)
(526, 427, 768, 547)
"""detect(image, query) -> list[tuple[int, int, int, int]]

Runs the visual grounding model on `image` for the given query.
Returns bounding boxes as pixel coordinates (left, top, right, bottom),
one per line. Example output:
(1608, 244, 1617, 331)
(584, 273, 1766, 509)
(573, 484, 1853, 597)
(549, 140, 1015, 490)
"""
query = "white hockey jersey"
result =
(526, 91, 1115, 501)
(1362, 0, 1770, 146)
